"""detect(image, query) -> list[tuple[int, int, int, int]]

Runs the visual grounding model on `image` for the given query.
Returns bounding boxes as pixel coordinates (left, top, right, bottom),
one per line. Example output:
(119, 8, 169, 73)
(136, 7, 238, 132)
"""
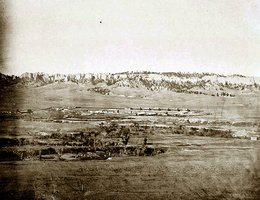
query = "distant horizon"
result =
(1, 69, 259, 78)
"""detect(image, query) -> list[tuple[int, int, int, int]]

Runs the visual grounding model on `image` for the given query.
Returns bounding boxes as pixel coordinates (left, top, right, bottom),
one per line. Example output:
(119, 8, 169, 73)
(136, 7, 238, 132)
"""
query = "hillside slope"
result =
(1, 72, 260, 97)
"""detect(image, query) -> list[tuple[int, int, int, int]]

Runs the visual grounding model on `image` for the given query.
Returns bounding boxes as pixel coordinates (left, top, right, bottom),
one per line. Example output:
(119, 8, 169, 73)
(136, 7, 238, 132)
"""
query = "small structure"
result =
(250, 136, 258, 141)
(144, 137, 148, 145)
(146, 112, 157, 116)
(136, 112, 146, 116)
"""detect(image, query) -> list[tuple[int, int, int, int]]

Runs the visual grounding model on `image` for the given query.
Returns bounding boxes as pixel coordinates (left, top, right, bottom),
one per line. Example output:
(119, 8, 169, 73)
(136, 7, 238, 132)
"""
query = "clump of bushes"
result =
(193, 128, 233, 138)
(0, 138, 19, 147)
(173, 126, 233, 138)
(87, 87, 110, 95)
(0, 149, 21, 161)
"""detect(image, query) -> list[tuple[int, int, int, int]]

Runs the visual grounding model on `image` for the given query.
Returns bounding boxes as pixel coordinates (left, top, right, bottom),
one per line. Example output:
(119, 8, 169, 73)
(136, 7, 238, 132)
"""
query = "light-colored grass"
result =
(2, 83, 259, 123)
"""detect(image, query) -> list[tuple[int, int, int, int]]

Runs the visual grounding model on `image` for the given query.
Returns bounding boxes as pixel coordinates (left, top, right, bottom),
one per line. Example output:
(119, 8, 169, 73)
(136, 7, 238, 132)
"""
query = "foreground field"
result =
(1, 135, 260, 199)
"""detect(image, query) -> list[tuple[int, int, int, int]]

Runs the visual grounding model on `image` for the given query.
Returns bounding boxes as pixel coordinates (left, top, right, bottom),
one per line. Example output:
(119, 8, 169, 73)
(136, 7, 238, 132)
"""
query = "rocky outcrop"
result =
(1, 72, 260, 94)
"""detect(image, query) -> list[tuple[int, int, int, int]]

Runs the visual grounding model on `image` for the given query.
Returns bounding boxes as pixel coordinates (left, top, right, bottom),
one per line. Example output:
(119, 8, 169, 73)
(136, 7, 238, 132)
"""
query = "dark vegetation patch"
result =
(0, 121, 169, 161)
(0, 149, 21, 161)
(187, 127, 233, 138)
(0, 138, 19, 147)
(173, 125, 233, 138)
(0, 145, 167, 161)
(87, 87, 110, 95)
(0, 120, 236, 162)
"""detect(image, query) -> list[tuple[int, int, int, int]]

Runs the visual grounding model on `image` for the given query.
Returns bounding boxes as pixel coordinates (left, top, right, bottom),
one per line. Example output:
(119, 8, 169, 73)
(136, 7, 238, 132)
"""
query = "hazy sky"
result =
(4, 0, 260, 76)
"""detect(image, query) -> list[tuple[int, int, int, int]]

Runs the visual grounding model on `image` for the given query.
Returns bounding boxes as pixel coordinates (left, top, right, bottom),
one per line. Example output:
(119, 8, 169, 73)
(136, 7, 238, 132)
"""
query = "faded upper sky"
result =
(3, 0, 260, 76)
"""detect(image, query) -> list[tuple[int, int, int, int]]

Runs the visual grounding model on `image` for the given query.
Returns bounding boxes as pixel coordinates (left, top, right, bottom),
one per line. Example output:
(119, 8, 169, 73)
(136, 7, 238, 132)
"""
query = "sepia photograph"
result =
(0, 0, 260, 199)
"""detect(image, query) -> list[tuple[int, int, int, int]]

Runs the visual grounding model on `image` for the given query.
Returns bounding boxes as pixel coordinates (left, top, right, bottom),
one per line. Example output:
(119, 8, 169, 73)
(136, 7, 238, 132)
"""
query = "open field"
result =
(1, 82, 260, 199)
(1, 138, 260, 199)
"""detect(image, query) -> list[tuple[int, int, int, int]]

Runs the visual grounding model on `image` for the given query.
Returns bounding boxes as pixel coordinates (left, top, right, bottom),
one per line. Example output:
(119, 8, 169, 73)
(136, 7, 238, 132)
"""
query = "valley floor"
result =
(1, 86, 260, 199)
